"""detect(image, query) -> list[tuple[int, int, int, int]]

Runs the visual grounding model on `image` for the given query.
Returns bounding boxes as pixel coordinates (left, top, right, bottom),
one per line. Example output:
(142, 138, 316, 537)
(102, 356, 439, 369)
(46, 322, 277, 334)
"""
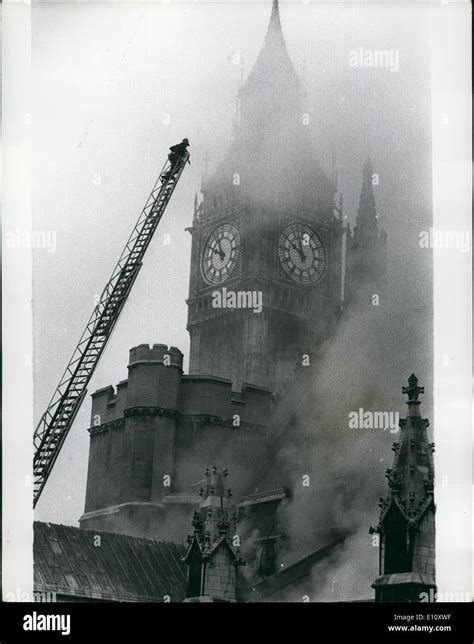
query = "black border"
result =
(0, 601, 472, 641)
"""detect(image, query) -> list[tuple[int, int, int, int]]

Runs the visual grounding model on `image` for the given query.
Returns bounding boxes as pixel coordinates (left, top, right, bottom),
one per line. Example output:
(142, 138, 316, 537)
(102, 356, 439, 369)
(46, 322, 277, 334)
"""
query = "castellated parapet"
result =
(80, 344, 271, 541)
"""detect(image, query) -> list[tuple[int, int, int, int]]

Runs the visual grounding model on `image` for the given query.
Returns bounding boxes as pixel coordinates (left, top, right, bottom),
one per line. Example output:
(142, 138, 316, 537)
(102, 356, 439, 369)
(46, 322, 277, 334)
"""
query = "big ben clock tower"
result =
(187, 0, 344, 394)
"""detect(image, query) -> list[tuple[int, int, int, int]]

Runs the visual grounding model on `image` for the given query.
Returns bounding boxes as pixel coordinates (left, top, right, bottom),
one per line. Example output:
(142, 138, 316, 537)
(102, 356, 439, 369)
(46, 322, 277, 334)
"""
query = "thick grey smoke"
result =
(255, 271, 431, 601)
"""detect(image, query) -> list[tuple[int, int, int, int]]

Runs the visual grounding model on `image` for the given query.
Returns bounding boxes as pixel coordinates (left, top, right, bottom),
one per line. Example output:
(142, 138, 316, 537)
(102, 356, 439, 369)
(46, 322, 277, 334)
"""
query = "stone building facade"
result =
(79, 344, 270, 540)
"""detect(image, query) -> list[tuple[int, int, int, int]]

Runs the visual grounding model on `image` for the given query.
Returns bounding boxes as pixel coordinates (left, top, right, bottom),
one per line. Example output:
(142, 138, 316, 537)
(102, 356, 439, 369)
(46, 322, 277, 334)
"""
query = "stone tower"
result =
(80, 344, 271, 539)
(345, 158, 387, 307)
(186, 0, 344, 394)
(182, 467, 243, 602)
(371, 374, 436, 602)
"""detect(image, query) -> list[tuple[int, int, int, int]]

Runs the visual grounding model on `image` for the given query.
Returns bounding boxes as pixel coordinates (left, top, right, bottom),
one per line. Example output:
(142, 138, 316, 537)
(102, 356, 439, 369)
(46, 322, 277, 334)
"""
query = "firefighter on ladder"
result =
(161, 138, 190, 182)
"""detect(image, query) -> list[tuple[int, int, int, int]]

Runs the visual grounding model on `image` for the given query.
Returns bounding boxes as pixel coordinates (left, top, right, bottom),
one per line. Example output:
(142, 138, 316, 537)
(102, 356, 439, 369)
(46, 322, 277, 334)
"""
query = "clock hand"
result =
(291, 241, 306, 262)
(212, 244, 225, 261)
(299, 237, 306, 253)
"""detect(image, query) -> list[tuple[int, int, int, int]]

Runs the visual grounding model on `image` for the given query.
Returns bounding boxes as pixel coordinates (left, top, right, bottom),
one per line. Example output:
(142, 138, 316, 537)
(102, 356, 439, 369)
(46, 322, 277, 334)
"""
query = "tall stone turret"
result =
(345, 158, 387, 307)
(182, 467, 243, 602)
(371, 374, 436, 602)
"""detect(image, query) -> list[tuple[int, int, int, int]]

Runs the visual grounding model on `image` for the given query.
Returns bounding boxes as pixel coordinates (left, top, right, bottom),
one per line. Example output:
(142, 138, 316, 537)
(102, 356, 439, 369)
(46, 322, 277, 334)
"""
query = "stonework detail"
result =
(80, 345, 271, 540)
(182, 468, 243, 602)
(371, 374, 436, 602)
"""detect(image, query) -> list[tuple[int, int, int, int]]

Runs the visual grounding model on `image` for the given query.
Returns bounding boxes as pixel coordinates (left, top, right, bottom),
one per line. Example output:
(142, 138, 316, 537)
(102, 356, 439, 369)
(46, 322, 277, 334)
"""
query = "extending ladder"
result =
(33, 149, 190, 507)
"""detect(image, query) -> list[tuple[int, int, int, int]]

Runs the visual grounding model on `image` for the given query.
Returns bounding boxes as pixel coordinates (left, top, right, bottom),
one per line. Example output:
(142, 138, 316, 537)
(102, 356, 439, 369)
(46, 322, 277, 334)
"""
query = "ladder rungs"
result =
(33, 152, 189, 506)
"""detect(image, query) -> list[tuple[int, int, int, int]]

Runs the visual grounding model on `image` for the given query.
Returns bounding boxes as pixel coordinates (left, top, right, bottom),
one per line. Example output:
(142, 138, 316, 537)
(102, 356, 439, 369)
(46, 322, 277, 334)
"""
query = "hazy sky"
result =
(32, 0, 436, 524)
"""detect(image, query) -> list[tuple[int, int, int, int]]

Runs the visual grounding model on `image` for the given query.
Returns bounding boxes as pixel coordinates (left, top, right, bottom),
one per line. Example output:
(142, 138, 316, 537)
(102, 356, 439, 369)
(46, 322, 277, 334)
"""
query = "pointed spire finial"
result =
(402, 373, 424, 403)
(267, 0, 283, 37)
(239, 0, 301, 103)
(269, 0, 281, 30)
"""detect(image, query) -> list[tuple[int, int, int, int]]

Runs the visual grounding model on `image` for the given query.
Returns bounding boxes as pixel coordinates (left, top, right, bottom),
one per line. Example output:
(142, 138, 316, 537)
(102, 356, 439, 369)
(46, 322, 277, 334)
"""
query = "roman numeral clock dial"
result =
(278, 222, 326, 284)
(201, 223, 241, 285)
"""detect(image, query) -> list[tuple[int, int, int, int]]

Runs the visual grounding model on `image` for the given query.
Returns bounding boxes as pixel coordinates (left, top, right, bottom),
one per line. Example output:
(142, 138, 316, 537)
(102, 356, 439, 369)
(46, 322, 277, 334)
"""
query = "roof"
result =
(182, 534, 242, 565)
(238, 488, 289, 508)
(240, 535, 347, 602)
(372, 571, 436, 588)
(202, 0, 336, 215)
(34, 521, 187, 602)
(241, 0, 301, 95)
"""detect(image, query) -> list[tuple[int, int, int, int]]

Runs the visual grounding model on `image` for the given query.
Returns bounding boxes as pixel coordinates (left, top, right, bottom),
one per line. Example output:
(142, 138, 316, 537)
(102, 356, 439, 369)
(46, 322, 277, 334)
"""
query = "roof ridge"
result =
(34, 520, 183, 548)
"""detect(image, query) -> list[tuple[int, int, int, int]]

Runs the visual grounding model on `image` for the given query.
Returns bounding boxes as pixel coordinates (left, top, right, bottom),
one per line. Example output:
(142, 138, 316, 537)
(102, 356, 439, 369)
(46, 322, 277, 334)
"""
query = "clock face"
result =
(201, 223, 241, 285)
(278, 222, 326, 285)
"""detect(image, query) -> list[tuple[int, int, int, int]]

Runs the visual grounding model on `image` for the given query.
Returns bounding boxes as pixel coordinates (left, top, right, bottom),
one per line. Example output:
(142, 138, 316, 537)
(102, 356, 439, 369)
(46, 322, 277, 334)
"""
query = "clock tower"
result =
(186, 0, 344, 394)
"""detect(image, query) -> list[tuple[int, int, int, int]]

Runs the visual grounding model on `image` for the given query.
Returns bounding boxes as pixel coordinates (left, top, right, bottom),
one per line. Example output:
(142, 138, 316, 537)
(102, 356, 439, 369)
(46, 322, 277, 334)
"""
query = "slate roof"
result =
(34, 521, 187, 602)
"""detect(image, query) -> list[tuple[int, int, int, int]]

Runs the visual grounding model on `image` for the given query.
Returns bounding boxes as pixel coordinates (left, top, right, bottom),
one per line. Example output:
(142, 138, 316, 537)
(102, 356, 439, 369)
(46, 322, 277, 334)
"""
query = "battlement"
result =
(84, 344, 271, 529)
(129, 343, 184, 369)
(89, 345, 272, 428)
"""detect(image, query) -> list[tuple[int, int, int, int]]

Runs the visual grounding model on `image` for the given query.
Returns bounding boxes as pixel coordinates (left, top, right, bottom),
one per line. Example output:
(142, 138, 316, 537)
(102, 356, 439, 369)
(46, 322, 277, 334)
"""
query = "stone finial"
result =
(402, 373, 424, 402)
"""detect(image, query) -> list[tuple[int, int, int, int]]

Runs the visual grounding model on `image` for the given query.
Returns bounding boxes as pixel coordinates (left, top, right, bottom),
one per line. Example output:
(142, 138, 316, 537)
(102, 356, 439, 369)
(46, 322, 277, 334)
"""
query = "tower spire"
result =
(344, 157, 387, 306)
(240, 0, 301, 96)
(371, 375, 436, 602)
(354, 157, 378, 240)
(269, 0, 282, 33)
